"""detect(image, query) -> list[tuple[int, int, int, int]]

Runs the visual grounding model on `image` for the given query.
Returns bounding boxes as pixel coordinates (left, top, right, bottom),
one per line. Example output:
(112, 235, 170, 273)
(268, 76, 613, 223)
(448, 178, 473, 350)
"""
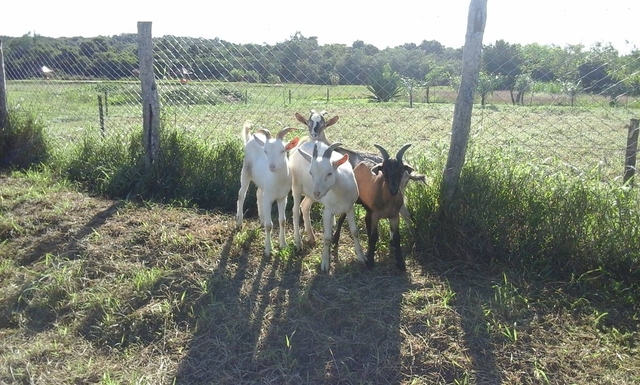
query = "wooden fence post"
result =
(623, 118, 640, 186)
(0, 40, 8, 130)
(98, 95, 105, 137)
(440, 0, 487, 207)
(137, 22, 161, 168)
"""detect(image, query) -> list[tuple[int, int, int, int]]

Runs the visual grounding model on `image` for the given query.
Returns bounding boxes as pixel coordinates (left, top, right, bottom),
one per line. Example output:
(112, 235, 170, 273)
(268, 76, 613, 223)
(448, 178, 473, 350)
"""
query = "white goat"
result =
(294, 110, 426, 241)
(236, 121, 299, 256)
(289, 141, 366, 272)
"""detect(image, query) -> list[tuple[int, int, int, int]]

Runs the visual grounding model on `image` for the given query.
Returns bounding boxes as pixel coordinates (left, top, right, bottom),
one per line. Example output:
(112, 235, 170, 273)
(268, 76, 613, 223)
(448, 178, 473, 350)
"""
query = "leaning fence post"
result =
(623, 118, 640, 186)
(137, 21, 161, 168)
(440, 0, 487, 207)
(0, 40, 8, 130)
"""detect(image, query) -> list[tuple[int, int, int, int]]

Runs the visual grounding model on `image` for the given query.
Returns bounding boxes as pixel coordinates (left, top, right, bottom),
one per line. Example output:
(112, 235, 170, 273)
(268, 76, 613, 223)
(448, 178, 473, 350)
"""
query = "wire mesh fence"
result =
(2, 29, 639, 181)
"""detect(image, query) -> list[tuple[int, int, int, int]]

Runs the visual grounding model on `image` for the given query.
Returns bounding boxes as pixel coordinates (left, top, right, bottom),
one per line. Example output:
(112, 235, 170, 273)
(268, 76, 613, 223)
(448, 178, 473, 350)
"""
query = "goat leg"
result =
(346, 208, 366, 265)
(365, 210, 377, 269)
(332, 212, 347, 245)
(390, 216, 405, 271)
(276, 196, 287, 250)
(236, 168, 251, 227)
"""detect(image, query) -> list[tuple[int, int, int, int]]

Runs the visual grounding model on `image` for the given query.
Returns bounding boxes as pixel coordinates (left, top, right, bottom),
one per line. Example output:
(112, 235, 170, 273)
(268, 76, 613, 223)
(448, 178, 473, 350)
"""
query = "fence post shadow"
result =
(412, 226, 502, 383)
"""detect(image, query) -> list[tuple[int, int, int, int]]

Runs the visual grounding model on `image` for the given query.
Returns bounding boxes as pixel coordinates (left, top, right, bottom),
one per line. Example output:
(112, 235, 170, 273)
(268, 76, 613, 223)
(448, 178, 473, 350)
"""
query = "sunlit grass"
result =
(2, 80, 640, 383)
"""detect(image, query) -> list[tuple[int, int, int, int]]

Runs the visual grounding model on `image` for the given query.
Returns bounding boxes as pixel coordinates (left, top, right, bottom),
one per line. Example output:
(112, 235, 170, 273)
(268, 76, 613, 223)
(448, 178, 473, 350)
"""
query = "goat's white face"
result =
(254, 135, 288, 173)
(308, 156, 337, 199)
(309, 111, 324, 139)
(299, 143, 349, 200)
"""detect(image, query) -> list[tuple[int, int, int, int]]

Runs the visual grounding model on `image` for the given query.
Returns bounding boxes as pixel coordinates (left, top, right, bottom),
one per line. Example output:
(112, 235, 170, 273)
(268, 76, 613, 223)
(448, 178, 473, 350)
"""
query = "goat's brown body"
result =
(353, 162, 404, 218)
(349, 160, 407, 270)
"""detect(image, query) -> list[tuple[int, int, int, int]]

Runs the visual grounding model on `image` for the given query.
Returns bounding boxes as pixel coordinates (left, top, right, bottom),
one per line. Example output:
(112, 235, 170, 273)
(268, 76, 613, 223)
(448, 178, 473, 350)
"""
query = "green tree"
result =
(477, 71, 499, 106)
(483, 40, 523, 104)
(561, 79, 582, 107)
(423, 64, 452, 103)
(513, 73, 533, 105)
(612, 48, 640, 97)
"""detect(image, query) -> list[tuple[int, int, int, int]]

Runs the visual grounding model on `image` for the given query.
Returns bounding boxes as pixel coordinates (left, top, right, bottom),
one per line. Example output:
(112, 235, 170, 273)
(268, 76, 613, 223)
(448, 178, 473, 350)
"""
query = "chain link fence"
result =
(2, 28, 639, 181)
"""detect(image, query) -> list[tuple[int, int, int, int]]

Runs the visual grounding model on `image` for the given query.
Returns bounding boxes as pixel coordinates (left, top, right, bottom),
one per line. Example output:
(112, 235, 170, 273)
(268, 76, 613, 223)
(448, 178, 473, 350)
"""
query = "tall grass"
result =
(60, 128, 245, 211)
(0, 106, 50, 169)
(407, 148, 640, 289)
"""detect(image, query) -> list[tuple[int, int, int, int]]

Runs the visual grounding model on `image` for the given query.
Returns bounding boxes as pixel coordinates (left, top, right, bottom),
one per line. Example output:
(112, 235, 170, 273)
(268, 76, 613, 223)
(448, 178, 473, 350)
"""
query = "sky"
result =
(2, 0, 637, 54)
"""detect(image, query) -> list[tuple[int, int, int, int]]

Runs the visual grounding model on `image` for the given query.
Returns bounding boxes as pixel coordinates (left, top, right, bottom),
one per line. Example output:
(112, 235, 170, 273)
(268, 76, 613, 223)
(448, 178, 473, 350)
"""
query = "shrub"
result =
(243, 70, 261, 83)
(366, 63, 403, 102)
(161, 87, 219, 105)
(0, 107, 50, 170)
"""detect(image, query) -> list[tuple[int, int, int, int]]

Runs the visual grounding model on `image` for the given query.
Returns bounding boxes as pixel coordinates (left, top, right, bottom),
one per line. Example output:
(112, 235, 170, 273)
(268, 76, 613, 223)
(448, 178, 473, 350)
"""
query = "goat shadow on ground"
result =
(173, 227, 412, 384)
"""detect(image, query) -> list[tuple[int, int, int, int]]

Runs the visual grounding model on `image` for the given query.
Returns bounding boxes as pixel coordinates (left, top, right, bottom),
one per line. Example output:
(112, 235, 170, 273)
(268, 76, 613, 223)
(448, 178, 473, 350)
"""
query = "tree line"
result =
(2, 31, 639, 103)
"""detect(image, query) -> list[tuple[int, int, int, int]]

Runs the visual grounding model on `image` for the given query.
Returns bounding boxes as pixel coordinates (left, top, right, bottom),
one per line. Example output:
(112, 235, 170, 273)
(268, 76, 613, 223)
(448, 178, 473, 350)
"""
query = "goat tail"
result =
(242, 120, 253, 145)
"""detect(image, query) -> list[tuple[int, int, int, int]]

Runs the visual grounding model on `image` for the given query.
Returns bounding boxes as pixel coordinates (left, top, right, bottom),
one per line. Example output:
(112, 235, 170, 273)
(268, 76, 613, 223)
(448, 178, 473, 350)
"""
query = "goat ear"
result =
(285, 137, 300, 151)
(371, 164, 383, 175)
(253, 134, 265, 146)
(295, 113, 308, 125)
(403, 164, 415, 174)
(298, 148, 313, 163)
(325, 116, 339, 128)
(332, 153, 349, 168)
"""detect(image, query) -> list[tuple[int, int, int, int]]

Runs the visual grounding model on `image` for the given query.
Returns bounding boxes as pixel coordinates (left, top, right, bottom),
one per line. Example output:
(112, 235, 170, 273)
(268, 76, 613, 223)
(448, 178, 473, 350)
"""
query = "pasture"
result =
(1, 79, 639, 384)
(7, 80, 637, 182)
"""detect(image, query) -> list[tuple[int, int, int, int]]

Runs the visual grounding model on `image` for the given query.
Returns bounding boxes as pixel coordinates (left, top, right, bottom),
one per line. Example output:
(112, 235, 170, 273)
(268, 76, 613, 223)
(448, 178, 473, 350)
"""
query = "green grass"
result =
(1, 142, 640, 383)
(1, 80, 639, 383)
(7, 80, 638, 183)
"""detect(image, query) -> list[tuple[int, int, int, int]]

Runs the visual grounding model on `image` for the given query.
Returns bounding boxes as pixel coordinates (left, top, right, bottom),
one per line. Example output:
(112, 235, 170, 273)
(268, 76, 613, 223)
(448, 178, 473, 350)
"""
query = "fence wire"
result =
(2, 32, 639, 181)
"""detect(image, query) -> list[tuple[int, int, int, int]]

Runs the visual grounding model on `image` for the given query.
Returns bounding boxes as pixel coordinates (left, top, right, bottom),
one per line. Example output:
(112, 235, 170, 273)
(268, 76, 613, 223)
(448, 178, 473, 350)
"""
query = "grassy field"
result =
(7, 80, 639, 181)
(1, 81, 639, 383)
(1, 170, 638, 384)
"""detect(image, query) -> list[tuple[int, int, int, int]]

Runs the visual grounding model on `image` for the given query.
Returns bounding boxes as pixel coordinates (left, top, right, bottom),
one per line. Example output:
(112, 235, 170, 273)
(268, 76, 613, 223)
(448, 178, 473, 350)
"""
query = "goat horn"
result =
(396, 143, 412, 162)
(374, 144, 390, 160)
(276, 127, 298, 140)
(255, 129, 271, 139)
(323, 142, 342, 158)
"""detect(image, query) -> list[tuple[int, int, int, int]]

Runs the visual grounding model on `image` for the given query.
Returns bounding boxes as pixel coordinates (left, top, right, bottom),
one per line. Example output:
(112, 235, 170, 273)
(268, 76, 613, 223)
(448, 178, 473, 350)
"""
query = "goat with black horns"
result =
(346, 143, 414, 271)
